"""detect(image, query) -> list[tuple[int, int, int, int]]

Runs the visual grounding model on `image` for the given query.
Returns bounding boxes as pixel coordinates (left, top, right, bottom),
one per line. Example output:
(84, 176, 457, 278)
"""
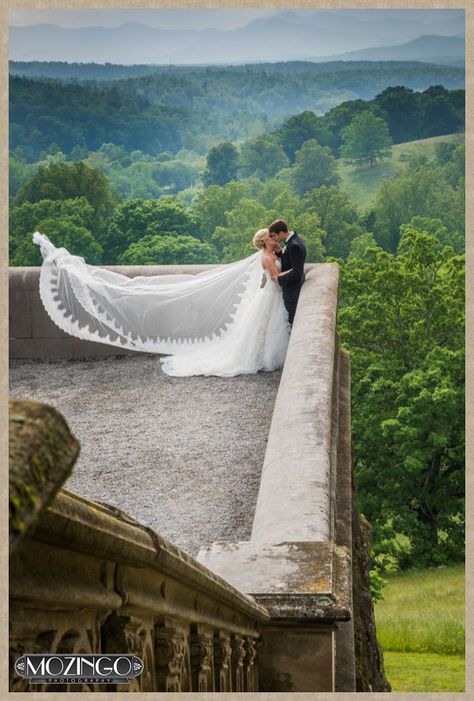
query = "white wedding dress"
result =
(161, 258, 290, 376)
(32, 232, 290, 377)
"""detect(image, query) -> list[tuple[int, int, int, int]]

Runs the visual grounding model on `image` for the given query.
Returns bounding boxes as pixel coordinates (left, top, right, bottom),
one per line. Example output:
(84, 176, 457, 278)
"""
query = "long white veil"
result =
(32, 231, 262, 354)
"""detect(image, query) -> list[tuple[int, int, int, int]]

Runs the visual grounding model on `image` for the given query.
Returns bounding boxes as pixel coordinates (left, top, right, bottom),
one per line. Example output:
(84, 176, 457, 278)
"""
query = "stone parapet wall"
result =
(9, 263, 319, 359)
(251, 264, 340, 544)
(9, 264, 222, 359)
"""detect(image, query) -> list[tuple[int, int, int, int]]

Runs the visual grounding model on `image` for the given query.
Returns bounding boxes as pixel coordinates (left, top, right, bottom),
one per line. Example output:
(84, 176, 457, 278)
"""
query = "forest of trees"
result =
(340, 224, 464, 569)
(8, 61, 465, 572)
(10, 61, 464, 161)
(10, 58, 464, 91)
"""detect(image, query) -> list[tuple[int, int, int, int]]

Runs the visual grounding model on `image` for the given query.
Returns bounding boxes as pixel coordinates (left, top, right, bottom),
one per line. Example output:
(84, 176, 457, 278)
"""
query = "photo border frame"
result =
(2, 1, 471, 699)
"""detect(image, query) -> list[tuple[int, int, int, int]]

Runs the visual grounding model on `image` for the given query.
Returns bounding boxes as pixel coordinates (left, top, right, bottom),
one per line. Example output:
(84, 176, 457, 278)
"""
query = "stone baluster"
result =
(243, 636, 258, 691)
(190, 624, 214, 692)
(213, 630, 232, 691)
(155, 623, 190, 692)
(10, 618, 103, 692)
(231, 634, 246, 691)
(122, 615, 155, 691)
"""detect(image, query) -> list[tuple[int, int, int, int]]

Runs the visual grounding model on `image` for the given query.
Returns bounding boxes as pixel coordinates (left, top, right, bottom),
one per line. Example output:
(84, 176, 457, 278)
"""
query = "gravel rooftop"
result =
(9, 355, 281, 557)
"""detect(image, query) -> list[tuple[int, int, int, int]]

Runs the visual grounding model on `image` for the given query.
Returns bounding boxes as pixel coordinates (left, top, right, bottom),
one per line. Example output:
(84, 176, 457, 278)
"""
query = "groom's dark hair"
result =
(268, 219, 289, 234)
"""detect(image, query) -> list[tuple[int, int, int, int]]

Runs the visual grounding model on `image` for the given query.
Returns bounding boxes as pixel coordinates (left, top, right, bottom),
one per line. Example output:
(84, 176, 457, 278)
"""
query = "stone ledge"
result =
(196, 264, 353, 637)
(31, 488, 270, 624)
(253, 594, 350, 623)
(10, 262, 320, 287)
(249, 264, 340, 545)
(9, 264, 225, 291)
(197, 540, 351, 622)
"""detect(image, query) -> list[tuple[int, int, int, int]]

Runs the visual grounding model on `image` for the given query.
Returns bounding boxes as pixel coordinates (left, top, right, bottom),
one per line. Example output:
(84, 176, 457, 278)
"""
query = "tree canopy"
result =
(341, 111, 392, 166)
(12, 161, 119, 237)
(203, 142, 239, 187)
(338, 223, 464, 568)
(103, 197, 198, 263)
(118, 234, 219, 265)
(292, 139, 339, 196)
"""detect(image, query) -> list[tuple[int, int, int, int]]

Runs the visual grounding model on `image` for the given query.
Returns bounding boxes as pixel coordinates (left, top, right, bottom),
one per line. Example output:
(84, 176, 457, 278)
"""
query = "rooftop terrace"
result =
(8, 261, 375, 692)
(9, 354, 280, 557)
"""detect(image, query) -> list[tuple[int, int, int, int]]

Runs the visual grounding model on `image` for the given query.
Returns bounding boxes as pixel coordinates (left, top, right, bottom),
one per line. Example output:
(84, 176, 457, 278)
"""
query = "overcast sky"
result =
(9, 8, 464, 31)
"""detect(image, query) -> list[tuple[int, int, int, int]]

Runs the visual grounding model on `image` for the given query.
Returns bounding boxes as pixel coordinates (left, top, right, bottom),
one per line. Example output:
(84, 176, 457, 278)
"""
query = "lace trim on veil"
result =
(33, 231, 262, 355)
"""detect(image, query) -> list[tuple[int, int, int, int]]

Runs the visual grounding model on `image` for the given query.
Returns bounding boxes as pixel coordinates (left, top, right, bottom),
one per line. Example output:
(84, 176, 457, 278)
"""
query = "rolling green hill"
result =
(338, 132, 464, 210)
(375, 563, 465, 691)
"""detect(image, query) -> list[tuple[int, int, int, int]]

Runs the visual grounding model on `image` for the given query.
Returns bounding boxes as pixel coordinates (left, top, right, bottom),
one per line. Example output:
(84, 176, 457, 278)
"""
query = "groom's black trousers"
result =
(285, 299, 297, 326)
(283, 280, 305, 326)
(277, 234, 307, 326)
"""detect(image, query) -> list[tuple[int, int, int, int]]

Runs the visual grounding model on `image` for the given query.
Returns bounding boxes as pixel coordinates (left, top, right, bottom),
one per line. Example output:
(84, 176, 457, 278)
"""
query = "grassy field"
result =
(338, 132, 464, 210)
(374, 563, 465, 692)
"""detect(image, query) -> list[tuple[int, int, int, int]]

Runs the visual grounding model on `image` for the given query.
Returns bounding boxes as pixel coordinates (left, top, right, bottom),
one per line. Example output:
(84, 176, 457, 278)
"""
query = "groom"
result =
(268, 218, 307, 326)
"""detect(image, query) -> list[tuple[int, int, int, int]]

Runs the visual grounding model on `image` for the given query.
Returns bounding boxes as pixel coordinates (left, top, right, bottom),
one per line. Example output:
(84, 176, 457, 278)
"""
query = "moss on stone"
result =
(9, 482, 37, 535)
(9, 399, 80, 552)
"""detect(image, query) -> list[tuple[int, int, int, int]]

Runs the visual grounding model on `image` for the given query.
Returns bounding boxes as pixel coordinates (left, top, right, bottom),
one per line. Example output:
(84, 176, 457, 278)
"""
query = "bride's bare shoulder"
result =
(260, 251, 276, 268)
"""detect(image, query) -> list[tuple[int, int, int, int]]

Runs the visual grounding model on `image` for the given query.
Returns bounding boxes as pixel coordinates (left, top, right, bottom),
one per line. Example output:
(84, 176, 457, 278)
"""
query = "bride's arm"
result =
(271, 267, 293, 282)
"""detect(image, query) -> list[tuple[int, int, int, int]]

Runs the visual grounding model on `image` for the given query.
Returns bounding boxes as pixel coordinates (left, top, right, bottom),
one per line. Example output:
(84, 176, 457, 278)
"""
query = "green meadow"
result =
(374, 563, 465, 691)
(338, 132, 464, 210)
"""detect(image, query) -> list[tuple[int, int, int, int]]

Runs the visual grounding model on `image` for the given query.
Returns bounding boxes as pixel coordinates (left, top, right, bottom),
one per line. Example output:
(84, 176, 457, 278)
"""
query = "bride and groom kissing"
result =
(159, 217, 307, 375)
(32, 217, 307, 377)
(257, 218, 307, 327)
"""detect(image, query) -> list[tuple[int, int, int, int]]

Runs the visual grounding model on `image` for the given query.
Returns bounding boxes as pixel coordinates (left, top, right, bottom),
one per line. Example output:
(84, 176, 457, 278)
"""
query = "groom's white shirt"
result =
(284, 231, 295, 244)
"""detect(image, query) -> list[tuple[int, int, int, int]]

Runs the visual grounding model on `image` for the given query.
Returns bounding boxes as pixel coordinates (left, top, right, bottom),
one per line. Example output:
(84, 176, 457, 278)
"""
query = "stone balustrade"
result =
(9, 401, 269, 693)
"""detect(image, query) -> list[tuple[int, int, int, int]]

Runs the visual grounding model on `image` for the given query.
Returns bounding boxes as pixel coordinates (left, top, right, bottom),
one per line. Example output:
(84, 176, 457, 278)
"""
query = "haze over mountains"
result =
(326, 36, 465, 66)
(9, 9, 465, 65)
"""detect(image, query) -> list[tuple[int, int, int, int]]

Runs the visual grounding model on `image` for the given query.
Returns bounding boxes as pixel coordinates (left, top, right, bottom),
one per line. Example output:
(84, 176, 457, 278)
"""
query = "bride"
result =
(32, 228, 292, 377)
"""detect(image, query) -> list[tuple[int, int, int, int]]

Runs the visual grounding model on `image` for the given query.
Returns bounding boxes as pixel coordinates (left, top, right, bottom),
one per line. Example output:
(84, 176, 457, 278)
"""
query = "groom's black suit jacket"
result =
(277, 232, 307, 304)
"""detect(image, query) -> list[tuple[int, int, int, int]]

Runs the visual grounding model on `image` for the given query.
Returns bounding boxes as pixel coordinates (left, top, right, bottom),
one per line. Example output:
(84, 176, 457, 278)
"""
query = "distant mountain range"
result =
(325, 35, 465, 65)
(9, 10, 465, 65)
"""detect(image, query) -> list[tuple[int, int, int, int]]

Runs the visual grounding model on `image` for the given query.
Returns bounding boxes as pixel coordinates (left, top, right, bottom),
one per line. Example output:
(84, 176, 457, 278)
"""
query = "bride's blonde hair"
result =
(252, 228, 270, 250)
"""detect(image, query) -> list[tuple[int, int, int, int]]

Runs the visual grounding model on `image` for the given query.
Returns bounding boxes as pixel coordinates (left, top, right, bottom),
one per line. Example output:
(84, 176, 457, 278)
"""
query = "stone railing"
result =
(198, 264, 358, 692)
(9, 400, 269, 693)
